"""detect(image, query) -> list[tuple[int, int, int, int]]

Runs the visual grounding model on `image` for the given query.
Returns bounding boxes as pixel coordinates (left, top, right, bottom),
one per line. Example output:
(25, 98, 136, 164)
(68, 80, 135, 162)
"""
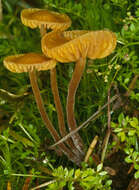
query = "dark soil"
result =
(105, 151, 133, 190)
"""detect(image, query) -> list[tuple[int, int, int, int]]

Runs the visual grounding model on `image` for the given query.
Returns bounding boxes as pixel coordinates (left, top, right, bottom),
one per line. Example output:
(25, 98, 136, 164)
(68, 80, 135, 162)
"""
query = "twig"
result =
(22, 175, 32, 190)
(49, 95, 118, 149)
(7, 181, 11, 190)
(125, 74, 139, 97)
(101, 85, 112, 162)
(127, 164, 134, 174)
(84, 135, 98, 163)
(0, 89, 28, 103)
(0, 0, 2, 21)
(31, 180, 56, 190)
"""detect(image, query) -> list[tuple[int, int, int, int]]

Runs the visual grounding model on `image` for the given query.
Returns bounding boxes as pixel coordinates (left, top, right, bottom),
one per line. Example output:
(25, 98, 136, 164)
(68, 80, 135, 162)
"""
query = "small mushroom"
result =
(20, 8, 80, 158)
(50, 67, 81, 159)
(21, 8, 71, 36)
(41, 30, 117, 154)
(3, 53, 80, 164)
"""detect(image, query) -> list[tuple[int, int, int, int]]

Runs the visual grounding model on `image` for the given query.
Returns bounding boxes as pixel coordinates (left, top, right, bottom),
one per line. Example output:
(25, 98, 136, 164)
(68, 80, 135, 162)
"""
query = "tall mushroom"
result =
(41, 30, 117, 153)
(20, 8, 81, 157)
(3, 52, 80, 164)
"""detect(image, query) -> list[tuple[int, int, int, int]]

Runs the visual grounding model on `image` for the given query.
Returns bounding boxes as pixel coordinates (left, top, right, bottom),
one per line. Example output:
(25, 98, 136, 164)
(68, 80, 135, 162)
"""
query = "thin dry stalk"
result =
(84, 135, 98, 163)
(31, 180, 56, 190)
(7, 181, 11, 190)
(101, 85, 112, 162)
(125, 74, 139, 97)
(22, 176, 32, 190)
(0, 0, 2, 21)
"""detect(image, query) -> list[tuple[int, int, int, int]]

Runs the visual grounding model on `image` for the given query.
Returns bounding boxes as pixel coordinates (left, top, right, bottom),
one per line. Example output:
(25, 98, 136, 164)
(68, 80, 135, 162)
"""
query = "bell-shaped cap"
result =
(41, 30, 117, 62)
(21, 8, 71, 31)
(3, 53, 56, 73)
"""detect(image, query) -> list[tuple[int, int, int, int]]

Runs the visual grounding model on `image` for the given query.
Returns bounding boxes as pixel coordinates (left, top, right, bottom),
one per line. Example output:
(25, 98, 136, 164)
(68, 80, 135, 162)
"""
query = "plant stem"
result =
(0, 0, 2, 21)
(50, 67, 68, 138)
(125, 74, 139, 97)
(101, 86, 111, 162)
(29, 70, 79, 164)
(66, 57, 85, 155)
(39, 26, 80, 162)
(50, 67, 81, 158)
(84, 135, 98, 163)
(40, 24, 46, 37)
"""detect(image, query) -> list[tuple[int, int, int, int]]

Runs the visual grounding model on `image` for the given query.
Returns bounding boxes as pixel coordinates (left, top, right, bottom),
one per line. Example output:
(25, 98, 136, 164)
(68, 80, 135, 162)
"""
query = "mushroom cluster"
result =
(3, 8, 117, 165)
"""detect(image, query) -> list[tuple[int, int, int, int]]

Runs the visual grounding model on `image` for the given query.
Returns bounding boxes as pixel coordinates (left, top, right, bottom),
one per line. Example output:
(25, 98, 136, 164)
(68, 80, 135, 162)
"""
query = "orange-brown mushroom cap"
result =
(3, 53, 56, 73)
(21, 8, 71, 31)
(41, 30, 117, 62)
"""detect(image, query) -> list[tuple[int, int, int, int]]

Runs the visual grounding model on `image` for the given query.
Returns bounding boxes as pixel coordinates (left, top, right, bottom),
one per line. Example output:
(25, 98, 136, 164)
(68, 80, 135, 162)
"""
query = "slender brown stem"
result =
(50, 67, 81, 158)
(29, 70, 80, 164)
(29, 70, 60, 141)
(39, 26, 80, 163)
(66, 57, 86, 154)
(50, 68, 67, 137)
(40, 24, 46, 37)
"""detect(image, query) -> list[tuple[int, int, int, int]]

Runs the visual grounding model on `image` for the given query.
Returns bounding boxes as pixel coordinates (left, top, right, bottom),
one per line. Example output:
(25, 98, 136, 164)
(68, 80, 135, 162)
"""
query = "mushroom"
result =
(20, 8, 80, 158)
(50, 66, 82, 158)
(41, 30, 117, 154)
(21, 8, 71, 36)
(3, 52, 80, 164)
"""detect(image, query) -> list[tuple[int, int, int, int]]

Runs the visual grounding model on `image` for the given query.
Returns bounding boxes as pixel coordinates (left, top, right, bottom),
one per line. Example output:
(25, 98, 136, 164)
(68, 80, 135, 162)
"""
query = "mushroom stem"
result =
(29, 70, 80, 164)
(50, 67, 68, 137)
(29, 70, 59, 142)
(40, 24, 46, 37)
(50, 67, 81, 157)
(66, 57, 86, 154)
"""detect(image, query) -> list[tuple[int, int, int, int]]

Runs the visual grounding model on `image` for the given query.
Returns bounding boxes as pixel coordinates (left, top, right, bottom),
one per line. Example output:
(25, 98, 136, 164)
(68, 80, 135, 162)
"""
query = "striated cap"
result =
(41, 30, 117, 62)
(3, 53, 56, 73)
(21, 8, 71, 31)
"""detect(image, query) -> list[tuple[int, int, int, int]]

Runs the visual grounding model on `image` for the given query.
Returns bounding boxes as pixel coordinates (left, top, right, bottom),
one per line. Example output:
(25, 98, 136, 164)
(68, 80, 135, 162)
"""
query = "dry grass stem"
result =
(84, 135, 98, 163)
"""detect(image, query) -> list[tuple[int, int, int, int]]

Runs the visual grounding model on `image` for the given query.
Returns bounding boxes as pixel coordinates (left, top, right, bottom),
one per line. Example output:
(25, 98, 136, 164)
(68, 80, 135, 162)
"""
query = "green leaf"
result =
(134, 163, 139, 170)
(132, 152, 139, 160)
(114, 128, 123, 133)
(68, 181, 74, 190)
(105, 180, 112, 186)
(125, 156, 133, 163)
(74, 169, 81, 179)
(97, 163, 103, 172)
(111, 122, 117, 128)
(83, 176, 95, 182)
(99, 171, 108, 176)
(118, 113, 124, 124)
(130, 23, 136, 32)
(130, 118, 138, 128)
(128, 130, 136, 136)
(68, 169, 74, 178)
(134, 170, 139, 179)
(118, 131, 126, 142)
